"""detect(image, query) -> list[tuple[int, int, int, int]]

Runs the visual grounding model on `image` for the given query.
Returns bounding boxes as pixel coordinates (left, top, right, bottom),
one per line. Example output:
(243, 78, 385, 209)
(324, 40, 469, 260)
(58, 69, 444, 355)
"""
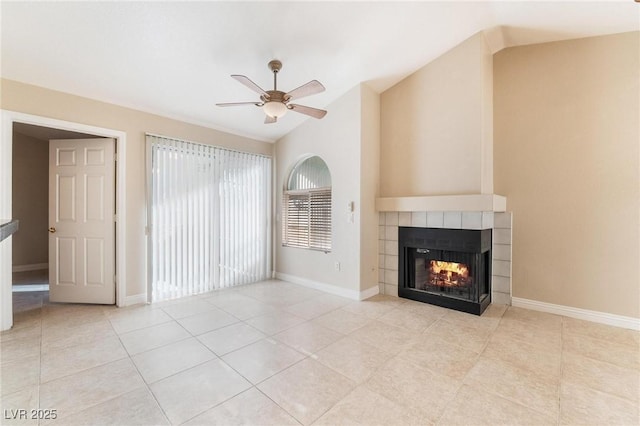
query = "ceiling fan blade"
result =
(288, 104, 327, 119)
(264, 115, 277, 124)
(285, 80, 325, 100)
(216, 102, 262, 107)
(231, 75, 269, 97)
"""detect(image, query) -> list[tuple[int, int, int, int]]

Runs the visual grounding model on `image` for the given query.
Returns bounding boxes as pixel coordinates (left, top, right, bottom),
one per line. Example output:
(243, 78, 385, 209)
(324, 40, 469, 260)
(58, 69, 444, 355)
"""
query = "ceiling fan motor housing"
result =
(262, 90, 288, 103)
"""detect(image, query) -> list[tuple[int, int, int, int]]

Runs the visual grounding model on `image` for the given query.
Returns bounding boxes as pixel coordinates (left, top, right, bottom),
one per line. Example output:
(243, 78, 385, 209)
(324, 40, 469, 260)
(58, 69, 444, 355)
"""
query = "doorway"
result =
(0, 110, 128, 331)
(11, 123, 98, 298)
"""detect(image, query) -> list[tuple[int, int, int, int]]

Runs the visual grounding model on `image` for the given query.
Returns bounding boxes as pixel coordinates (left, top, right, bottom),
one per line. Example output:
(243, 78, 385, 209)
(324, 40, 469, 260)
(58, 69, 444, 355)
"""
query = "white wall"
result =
(275, 84, 380, 297)
(275, 86, 362, 293)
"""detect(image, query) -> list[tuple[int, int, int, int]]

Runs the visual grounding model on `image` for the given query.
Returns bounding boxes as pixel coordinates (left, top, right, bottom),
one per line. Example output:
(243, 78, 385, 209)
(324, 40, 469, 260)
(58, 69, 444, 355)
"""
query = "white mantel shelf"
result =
(376, 194, 507, 212)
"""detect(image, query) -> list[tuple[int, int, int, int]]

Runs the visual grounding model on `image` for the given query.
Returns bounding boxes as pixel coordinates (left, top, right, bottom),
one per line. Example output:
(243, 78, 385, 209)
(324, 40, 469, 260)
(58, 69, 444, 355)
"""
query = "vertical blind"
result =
(147, 134, 271, 302)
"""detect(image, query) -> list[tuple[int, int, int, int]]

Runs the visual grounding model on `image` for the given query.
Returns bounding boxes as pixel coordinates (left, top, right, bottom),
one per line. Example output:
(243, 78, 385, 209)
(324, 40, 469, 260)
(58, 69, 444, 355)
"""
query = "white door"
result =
(49, 138, 115, 304)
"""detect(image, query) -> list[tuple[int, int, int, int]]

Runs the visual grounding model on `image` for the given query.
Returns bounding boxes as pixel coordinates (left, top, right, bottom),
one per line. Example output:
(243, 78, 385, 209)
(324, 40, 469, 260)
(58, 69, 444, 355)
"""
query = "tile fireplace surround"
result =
(378, 211, 513, 306)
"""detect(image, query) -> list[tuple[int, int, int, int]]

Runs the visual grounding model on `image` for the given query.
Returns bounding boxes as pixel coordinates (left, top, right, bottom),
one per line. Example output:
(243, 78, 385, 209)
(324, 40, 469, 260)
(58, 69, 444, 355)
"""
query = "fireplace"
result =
(398, 227, 491, 315)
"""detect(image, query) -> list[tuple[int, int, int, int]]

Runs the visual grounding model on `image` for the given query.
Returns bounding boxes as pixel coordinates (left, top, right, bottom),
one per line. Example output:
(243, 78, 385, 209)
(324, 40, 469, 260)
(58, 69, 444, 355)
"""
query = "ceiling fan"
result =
(216, 60, 327, 124)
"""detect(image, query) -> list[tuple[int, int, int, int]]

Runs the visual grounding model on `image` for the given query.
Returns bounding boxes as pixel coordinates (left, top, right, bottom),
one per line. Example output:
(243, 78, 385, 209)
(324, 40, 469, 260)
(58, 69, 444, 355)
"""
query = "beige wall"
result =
(359, 84, 380, 291)
(275, 84, 380, 295)
(12, 132, 48, 267)
(380, 32, 493, 197)
(494, 32, 639, 318)
(1, 79, 272, 297)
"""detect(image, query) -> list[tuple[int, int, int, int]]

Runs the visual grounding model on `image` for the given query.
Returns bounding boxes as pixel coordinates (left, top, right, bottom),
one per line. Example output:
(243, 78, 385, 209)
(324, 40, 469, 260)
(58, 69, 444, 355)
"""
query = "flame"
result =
(430, 261, 469, 278)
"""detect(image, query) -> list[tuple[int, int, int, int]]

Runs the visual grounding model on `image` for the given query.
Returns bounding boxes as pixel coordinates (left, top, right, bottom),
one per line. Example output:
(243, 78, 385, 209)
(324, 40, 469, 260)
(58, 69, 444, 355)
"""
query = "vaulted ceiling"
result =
(2, 1, 637, 142)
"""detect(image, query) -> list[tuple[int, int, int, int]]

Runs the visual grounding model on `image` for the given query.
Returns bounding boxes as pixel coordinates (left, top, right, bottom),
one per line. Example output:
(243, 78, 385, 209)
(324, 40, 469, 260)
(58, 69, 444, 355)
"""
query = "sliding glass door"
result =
(147, 134, 271, 302)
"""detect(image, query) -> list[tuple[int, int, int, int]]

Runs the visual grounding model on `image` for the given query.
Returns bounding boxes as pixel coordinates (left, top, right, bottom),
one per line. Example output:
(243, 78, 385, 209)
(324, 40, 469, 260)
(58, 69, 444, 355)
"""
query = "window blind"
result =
(282, 188, 331, 252)
(309, 189, 332, 250)
(147, 135, 271, 302)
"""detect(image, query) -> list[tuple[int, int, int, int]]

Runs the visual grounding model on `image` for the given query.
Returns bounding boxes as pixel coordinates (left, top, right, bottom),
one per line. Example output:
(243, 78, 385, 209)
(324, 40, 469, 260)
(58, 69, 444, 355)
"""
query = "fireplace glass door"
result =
(408, 248, 487, 303)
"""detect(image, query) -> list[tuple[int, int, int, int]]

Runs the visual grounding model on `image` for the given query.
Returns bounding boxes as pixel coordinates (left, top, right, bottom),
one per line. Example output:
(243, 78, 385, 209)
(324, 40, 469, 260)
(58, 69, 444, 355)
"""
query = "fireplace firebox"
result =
(398, 227, 491, 315)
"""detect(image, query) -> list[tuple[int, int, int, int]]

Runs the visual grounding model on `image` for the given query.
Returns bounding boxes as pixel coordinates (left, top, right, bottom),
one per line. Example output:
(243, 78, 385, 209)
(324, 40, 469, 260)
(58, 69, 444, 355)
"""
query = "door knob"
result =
(48, 227, 56, 233)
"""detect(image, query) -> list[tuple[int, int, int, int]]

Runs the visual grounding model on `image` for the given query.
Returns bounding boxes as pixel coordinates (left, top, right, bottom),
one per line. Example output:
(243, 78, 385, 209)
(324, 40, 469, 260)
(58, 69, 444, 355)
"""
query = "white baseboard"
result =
(512, 297, 640, 331)
(359, 285, 380, 300)
(275, 272, 379, 301)
(124, 293, 147, 307)
(12, 263, 48, 272)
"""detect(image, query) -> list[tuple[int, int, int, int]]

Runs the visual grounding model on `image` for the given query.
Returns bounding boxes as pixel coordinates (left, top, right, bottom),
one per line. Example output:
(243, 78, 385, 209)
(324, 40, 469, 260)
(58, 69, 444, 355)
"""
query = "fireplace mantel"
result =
(376, 194, 506, 212)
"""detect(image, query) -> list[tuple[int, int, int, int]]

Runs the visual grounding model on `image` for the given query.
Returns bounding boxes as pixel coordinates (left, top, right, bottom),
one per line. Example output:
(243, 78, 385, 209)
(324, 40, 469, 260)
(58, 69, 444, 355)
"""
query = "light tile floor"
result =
(1, 280, 638, 425)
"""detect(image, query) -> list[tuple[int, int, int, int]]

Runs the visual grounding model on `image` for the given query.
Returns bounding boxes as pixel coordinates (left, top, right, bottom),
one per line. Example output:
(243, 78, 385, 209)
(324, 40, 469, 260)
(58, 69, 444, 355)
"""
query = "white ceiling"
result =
(2, 1, 638, 143)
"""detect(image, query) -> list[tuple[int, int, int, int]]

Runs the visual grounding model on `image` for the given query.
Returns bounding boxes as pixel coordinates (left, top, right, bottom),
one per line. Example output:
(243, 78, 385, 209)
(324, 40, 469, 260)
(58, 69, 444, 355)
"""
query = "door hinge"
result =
(114, 153, 118, 161)
(113, 214, 118, 222)
(145, 226, 151, 236)
(114, 275, 117, 283)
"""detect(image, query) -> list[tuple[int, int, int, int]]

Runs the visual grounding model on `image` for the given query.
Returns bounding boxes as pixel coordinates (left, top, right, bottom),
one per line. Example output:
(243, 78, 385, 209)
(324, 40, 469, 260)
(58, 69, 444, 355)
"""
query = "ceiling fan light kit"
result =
(217, 59, 327, 124)
(263, 101, 288, 118)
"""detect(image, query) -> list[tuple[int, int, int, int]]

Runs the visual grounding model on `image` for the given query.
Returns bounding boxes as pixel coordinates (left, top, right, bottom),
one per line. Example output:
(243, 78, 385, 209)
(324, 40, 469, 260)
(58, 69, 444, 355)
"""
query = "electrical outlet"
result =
(334, 261, 341, 271)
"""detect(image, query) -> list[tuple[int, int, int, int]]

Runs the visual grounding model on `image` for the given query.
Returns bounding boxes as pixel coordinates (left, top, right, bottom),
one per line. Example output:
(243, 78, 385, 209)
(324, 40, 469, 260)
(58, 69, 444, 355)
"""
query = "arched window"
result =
(282, 156, 332, 252)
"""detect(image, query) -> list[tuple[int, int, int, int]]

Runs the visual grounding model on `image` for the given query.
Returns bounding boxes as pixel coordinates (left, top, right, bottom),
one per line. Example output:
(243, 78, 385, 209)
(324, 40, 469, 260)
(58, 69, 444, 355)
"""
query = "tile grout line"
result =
(109, 307, 173, 426)
(237, 309, 358, 425)
(37, 295, 44, 424)
(431, 310, 498, 425)
(557, 316, 565, 426)
(170, 305, 319, 425)
(253, 386, 304, 426)
(482, 306, 564, 422)
(313, 305, 450, 424)
(436, 305, 560, 425)
(40, 310, 122, 384)
(65, 308, 164, 423)
(132, 296, 317, 424)
(8, 284, 638, 425)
